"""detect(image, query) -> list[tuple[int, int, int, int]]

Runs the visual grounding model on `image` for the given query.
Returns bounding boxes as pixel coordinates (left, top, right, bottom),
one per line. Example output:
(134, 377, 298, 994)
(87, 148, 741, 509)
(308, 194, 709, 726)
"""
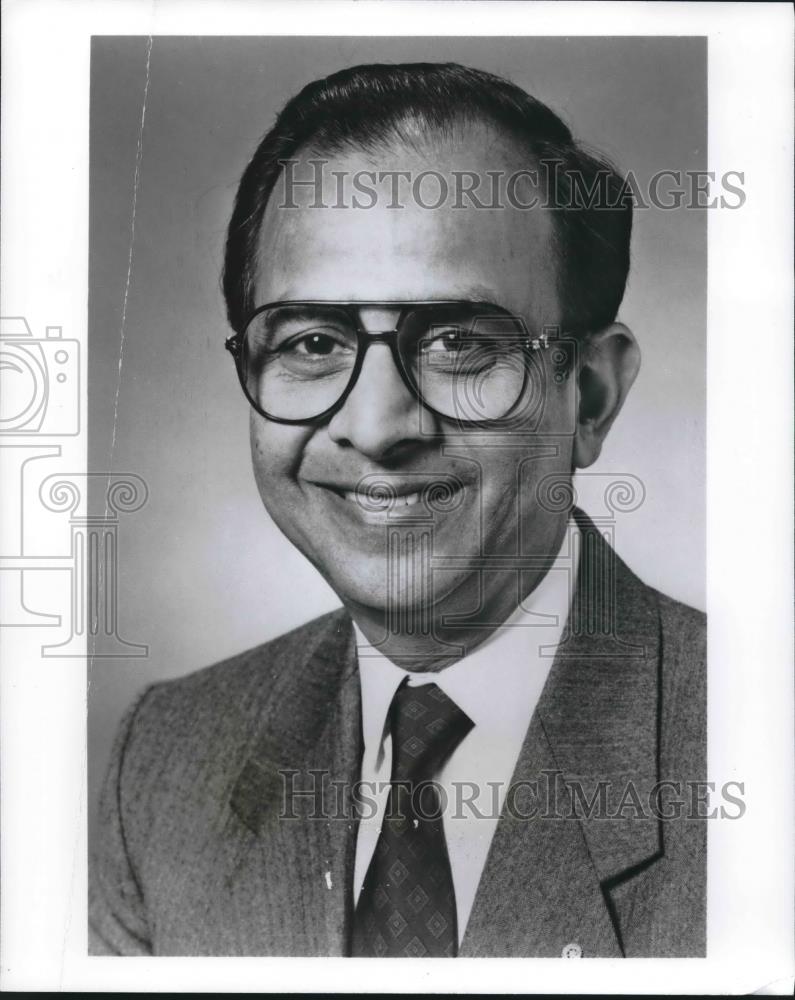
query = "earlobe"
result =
(573, 323, 641, 469)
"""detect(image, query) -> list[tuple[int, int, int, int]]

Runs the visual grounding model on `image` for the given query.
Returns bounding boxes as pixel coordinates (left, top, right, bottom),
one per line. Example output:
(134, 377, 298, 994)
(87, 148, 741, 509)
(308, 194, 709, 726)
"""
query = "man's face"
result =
(250, 121, 577, 615)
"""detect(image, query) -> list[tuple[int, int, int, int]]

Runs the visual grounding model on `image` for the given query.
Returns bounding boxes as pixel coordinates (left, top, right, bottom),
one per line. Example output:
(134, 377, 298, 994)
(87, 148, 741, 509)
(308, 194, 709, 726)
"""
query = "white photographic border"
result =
(1, 0, 793, 993)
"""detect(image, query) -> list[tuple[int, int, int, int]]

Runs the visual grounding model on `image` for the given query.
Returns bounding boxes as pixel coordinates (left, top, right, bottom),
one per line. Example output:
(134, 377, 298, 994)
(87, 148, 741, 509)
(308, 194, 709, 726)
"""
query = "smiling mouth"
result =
(316, 479, 465, 516)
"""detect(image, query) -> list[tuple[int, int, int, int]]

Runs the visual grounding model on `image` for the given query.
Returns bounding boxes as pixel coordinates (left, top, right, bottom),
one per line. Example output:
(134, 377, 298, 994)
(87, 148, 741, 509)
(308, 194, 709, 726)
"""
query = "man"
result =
(90, 62, 705, 957)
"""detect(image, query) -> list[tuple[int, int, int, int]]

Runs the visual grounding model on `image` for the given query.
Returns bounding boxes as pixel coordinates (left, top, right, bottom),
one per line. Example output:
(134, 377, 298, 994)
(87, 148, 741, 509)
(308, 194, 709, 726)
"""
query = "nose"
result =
(326, 341, 427, 460)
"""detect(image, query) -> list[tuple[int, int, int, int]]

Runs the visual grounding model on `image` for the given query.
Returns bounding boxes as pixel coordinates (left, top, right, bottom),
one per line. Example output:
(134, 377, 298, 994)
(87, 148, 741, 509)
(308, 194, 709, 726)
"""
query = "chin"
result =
(323, 550, 469, 619)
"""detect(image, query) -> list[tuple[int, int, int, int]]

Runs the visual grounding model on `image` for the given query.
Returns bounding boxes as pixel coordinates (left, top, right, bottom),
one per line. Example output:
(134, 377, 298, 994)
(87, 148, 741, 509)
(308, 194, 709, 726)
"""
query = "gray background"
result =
(88, 36, 706, 845)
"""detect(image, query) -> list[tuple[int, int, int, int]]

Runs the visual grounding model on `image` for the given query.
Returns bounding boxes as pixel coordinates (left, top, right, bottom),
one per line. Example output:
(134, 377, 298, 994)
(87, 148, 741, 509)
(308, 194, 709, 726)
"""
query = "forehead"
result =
(255, 121, 559, 321)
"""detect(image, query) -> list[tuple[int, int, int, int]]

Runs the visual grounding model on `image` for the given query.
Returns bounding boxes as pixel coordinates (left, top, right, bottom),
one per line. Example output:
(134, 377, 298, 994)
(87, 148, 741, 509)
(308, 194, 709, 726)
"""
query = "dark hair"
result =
(222, 62, 632, 337)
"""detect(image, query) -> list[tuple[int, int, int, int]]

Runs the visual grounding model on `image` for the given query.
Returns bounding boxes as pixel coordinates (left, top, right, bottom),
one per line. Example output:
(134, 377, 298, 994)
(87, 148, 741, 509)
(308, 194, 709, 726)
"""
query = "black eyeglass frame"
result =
(224, 299, 552, 428)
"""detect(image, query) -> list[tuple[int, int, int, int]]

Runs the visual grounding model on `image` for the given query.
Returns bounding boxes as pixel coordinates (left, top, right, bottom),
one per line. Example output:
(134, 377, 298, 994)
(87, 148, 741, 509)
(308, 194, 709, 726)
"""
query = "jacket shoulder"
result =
(104, 607, 351, 838)
(136, 605, 349, 728)
(650, 587, 706, 694)
(647, 587, 706, 782)
(654, 588, 706, 646)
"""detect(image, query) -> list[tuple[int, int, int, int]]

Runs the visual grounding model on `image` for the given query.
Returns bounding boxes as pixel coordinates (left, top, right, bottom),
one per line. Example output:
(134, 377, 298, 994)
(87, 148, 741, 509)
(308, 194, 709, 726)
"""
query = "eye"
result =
(289, 332, 340, 356)
(278, 328, 355, 358)
(264, 325, 358, 381)
(422, 327, 477, 353)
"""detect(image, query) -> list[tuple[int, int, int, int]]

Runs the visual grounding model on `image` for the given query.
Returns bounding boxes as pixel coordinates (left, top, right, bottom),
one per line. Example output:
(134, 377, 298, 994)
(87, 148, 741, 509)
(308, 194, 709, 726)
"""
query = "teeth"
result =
(342, 490, 423, 508)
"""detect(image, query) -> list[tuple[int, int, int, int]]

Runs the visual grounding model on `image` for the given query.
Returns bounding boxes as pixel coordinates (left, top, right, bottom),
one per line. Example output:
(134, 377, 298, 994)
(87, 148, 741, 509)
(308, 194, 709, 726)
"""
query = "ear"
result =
(573, 323, 641, 469)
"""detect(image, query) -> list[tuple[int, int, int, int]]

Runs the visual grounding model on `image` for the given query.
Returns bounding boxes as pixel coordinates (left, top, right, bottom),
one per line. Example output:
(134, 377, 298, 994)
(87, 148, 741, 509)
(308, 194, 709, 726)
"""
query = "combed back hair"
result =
(223, 62, 632, 338)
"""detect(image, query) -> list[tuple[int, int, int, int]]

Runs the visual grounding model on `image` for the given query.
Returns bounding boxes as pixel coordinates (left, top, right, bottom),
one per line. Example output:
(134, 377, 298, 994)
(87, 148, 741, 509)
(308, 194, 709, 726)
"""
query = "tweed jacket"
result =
(89, 511, 706, 957)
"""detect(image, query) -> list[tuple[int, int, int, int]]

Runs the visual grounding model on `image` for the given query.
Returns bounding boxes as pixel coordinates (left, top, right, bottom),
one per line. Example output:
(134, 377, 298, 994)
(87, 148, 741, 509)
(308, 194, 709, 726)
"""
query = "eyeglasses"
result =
(225, 300, 554, 427)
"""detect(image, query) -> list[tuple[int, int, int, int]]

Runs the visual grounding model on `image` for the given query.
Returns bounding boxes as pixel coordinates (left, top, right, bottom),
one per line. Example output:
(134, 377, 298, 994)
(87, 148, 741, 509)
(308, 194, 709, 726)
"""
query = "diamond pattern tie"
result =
(351, 679, 474, 957)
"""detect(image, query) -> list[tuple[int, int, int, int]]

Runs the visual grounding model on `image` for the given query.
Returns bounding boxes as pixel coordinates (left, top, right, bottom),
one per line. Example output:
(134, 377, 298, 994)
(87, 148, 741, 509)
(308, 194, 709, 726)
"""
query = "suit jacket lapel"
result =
(460, 711, 624, 956)
(541, 511, 662, 884)
(462, 511, 661, 956)
(226, 610, 362, 955)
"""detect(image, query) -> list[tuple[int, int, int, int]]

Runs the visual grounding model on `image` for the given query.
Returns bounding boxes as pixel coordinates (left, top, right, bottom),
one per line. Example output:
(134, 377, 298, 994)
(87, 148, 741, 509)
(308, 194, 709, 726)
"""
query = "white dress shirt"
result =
(352, 521, 579, 943)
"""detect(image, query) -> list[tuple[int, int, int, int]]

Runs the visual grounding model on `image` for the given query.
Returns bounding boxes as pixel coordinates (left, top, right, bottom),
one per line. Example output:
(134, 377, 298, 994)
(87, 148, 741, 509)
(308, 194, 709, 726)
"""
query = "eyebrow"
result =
(254, 304, 354, 346)
(265, 303, 347, 319)
(454, 285, 508, 310)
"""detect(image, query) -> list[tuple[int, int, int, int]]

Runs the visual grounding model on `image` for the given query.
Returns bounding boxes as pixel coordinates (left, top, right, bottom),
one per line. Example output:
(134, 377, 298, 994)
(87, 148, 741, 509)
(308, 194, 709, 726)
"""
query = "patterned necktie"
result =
(351, 679, 474, 957)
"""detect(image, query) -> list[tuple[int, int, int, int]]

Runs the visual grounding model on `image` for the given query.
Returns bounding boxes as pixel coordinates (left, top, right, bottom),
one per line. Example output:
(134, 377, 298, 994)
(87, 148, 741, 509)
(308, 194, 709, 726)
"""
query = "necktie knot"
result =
(389, 679, 474, 783)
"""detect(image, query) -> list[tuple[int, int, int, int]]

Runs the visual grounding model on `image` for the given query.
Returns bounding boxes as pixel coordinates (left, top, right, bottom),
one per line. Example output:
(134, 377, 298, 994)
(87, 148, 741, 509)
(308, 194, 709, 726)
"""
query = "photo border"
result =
(1, 1, 792, 994)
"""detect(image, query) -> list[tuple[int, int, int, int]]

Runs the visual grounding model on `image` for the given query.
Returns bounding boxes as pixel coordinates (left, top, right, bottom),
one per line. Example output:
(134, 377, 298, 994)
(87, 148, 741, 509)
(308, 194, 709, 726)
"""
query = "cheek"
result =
(474, 386, 575, 528)
(248, 413, 306, 499)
